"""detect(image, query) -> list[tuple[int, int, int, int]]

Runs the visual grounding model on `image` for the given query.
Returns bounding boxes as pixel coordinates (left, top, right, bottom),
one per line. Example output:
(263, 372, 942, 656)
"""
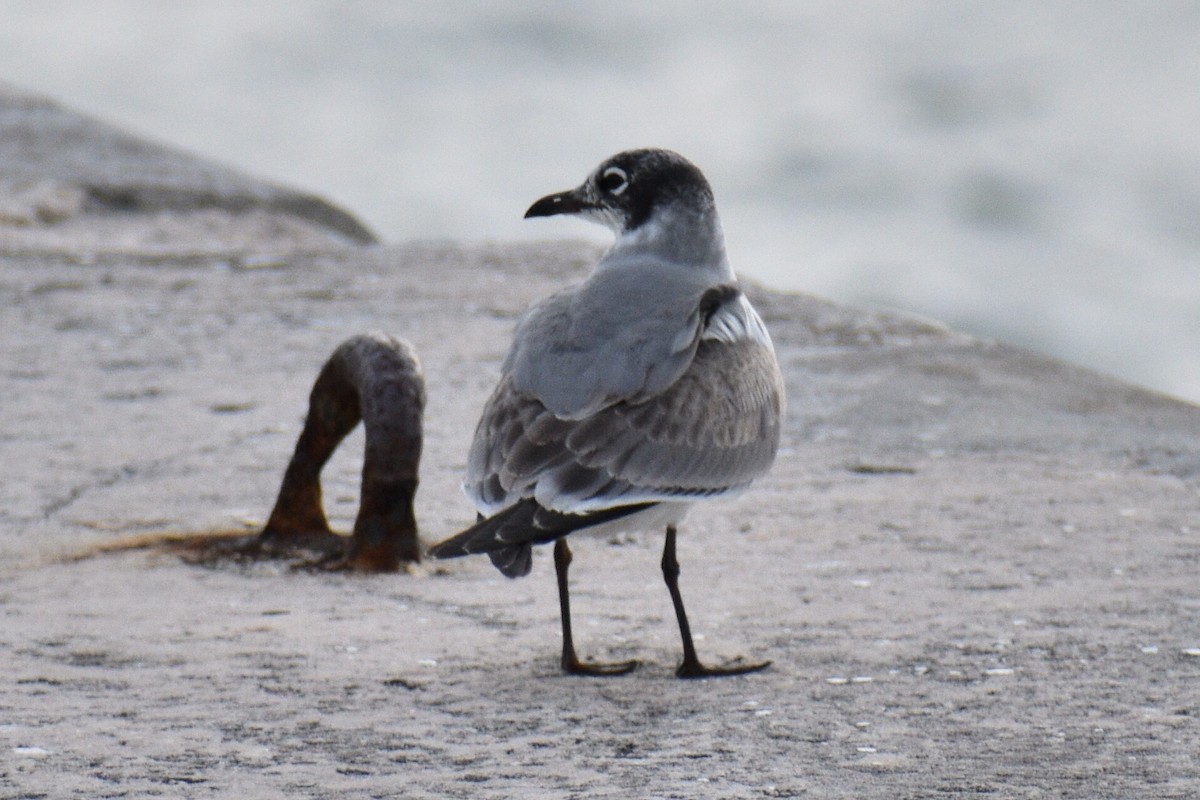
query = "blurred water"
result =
(1, 1, 1197, 403)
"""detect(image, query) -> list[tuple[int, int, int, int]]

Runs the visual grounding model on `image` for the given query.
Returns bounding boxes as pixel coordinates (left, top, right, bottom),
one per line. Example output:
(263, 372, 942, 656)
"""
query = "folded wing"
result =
(465, 287, 785, 515)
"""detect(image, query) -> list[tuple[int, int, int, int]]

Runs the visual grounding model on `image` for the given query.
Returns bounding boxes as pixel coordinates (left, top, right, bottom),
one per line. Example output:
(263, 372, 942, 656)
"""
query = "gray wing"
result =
(465, 289, 785, 514)
(503, 259, 718, 420)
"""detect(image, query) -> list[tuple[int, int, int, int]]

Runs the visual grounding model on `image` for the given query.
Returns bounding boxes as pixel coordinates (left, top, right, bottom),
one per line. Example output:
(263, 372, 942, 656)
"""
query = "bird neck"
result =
(608, 205, 728, 272)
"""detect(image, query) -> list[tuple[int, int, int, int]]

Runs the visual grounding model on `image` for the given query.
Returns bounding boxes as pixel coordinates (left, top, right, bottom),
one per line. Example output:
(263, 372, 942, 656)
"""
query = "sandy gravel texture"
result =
(2, 86, 1200, 799)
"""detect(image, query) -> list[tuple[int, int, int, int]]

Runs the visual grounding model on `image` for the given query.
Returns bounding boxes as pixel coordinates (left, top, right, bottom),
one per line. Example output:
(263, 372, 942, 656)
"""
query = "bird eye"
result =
(598, 166, 629, 196)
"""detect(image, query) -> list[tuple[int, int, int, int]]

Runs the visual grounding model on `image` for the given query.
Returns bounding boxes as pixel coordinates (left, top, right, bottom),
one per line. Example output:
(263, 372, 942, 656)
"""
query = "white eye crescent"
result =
(599, 166, 629, 196)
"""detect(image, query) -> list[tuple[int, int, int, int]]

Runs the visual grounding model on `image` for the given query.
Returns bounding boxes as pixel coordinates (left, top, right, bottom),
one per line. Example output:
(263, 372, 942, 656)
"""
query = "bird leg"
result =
(553, 538, 638, 676)
(661, 525, 771, 679)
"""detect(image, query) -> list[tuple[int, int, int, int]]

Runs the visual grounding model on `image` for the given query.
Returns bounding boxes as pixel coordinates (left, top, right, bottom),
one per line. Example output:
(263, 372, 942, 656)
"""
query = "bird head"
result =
(524, 149, 716, 237)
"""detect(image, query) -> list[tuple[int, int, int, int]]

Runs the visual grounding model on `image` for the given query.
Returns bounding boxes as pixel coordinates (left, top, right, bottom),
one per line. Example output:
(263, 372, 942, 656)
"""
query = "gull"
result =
(430, 148, 785, 678)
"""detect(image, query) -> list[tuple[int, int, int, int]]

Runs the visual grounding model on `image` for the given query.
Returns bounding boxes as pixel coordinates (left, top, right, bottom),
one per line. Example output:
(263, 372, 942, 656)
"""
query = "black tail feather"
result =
(488, 543, 534, 578)
(428, 498, 656, 578)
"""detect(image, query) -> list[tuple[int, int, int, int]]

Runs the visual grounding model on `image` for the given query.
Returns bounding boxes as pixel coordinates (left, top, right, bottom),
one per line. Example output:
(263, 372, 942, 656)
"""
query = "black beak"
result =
(524, 187, 589, 219)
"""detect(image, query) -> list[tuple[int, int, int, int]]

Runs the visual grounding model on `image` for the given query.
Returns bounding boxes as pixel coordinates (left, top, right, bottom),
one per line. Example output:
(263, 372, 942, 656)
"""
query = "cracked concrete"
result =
(2, 85, 1200, 799)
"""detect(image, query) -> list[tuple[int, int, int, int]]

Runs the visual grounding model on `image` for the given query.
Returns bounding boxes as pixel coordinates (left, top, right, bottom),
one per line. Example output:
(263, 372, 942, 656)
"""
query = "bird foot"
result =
(675, 656, 771, 679)
(562, 655, 639, 677)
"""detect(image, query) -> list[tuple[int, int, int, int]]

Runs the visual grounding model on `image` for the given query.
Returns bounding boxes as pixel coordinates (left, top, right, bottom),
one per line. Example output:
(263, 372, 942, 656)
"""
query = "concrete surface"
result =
(2, 85, 1198, 799)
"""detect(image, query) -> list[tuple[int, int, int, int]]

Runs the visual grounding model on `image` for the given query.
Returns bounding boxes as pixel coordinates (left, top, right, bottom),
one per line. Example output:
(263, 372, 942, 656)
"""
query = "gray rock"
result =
(0, 82, 376, 254)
